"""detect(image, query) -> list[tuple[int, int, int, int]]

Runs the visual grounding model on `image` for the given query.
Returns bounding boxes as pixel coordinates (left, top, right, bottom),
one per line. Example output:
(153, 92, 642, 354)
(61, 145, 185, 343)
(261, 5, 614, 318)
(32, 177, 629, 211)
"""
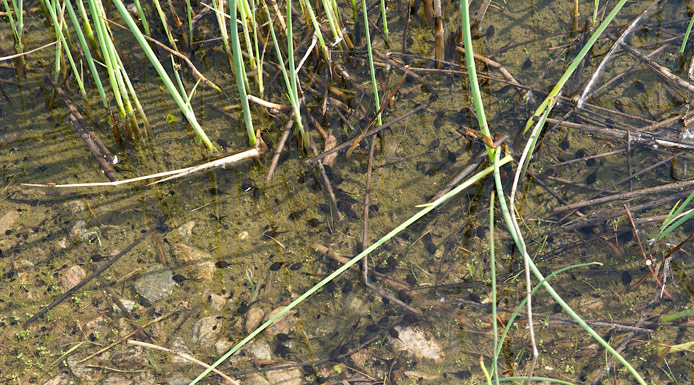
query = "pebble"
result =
(172, 337, 194, 364)
(134, 264, 176, 302)
(174, 243, 215, 281)
(243, 373, 270, 385)
(110, 345, 146, 369)
(166, 374, 193, 385)
(102, 372, 154, 385)
(245, 307, 265, 334)
(265, 367, 303, 385)
(66, 355, 101, 383)
(345, 294, 370, 316)
(192, 316, 223, 347)
(215, 338, 234, 356)
(42, 372, 72, 385)
(60, 265, 86, 291)
(177, 221, 196, 241)
(63, 200, 85, 214)
(205, 291, 227, 311)
(264, 307, 296, 336)
(244, 340, 272, 361)
(112, 298, 138, 315)
(12, 258, 34, 270)
(387, 325, 444, 362)
(0, 210, 19, 234)
(69, 220, 86, 242)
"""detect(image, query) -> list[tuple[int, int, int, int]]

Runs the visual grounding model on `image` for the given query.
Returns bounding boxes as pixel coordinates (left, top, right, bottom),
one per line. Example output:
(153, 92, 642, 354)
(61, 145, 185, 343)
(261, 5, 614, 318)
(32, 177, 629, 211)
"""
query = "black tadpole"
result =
(24, 221, 161, 326)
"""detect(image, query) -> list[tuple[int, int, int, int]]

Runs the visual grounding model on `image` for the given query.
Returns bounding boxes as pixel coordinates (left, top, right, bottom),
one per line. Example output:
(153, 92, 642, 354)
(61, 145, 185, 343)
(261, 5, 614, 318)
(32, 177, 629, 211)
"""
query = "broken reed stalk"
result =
(22, 138, 265, 189)
(128, 340, 238, 384)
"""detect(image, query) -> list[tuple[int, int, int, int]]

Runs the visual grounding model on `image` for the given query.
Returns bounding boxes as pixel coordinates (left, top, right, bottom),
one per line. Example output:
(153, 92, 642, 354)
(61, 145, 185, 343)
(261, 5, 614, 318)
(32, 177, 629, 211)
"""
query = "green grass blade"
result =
(682, 13, 694, 54)
(111, 0, 216, 150)
(361, 0, 382, 126)
(189, 155, 513, 384)
(65, 0, 108, 108)
(231, 0, 257, 146)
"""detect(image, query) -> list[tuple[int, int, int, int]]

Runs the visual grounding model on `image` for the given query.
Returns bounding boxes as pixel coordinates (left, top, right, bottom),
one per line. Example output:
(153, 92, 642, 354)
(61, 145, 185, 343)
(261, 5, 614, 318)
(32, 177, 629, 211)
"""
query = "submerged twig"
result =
(24, 223, 157, 325)
(311, 104, 427, 163)
(266, 119, 294, 182)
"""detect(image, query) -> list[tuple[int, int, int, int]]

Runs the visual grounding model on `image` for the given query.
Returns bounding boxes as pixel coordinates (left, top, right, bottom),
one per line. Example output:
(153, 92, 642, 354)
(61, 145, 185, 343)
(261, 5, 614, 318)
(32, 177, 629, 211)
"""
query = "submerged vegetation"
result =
(1, 0, 694, 384)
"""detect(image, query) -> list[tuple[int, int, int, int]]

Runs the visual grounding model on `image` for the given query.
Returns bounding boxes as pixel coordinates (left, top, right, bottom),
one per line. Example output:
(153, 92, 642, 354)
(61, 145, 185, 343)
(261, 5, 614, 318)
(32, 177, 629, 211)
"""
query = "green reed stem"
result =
(488, 190, 499, 385)
(492, 148, 645, 384)
(460, 0, 644, 382)
(238, 0, 257, 71)
(132, 0, 150, 35)
(362, 0, 382, 126)
(299, 0, 330, 61)
(250, 0, 263, 96)
(65, 0, 108, 108)
(230, 0, 257, 146)
(152, 0, 177, 51)
(189, 154, 513, 384)
(186, 0, 192, 46)
(44, 0, 87, 97)
(682, 13, 694, 54)
(379, 0, 389, 43)
(263, 0, 306, 147)
(322, 0, 344, 49)
(490, 260, 601, 379)
(2, 0, 25, 69)
(211, 0, 234, 70)
(88, 0, 126, 119)
(286, 0, 308, 146)
(111, 0, 216, 150)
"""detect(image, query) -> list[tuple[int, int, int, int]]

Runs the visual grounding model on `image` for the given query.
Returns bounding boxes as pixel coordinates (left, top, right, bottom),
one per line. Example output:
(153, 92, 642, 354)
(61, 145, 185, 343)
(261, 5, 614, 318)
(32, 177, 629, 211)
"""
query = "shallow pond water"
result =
(2, 1, 694, 384)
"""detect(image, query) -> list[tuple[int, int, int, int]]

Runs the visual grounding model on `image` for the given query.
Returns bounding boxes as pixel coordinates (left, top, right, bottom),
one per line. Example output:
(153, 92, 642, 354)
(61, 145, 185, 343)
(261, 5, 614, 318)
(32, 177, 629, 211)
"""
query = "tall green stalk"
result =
(285, 0, 308, 146)
(263, 0, 306, 147)
(65, 0, 108, 109)
(44, 0, 87, 97)
(230, 0, 257, 146)
(460, 0, 645, 382)
(1, 0, 25, 71)
(524, 0, 629, 132)
(111, 0, 216, 150)
(189, 155, 513, 384)
(362, 0, 382, 126)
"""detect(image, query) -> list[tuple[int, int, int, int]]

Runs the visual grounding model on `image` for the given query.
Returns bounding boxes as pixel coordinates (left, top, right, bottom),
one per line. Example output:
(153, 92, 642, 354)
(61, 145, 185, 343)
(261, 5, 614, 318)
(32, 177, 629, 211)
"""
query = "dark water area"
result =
(1, 0, 694, 384)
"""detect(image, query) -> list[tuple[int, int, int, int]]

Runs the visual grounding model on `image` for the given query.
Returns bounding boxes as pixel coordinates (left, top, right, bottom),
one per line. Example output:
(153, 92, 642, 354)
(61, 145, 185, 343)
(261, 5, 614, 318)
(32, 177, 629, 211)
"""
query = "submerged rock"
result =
(171, 336, 194, 364)
(246, 307, 265, 334)
(174, 243, 215, 281)
(192, 316, 223, 347)
(0, 210, 19, 234)
(42, 372, 72, 385)
(60, 265, 86, 291)
(265, 367, 303, 385)
(134, 264, 176, 302)
(387, 325, 444, 362)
